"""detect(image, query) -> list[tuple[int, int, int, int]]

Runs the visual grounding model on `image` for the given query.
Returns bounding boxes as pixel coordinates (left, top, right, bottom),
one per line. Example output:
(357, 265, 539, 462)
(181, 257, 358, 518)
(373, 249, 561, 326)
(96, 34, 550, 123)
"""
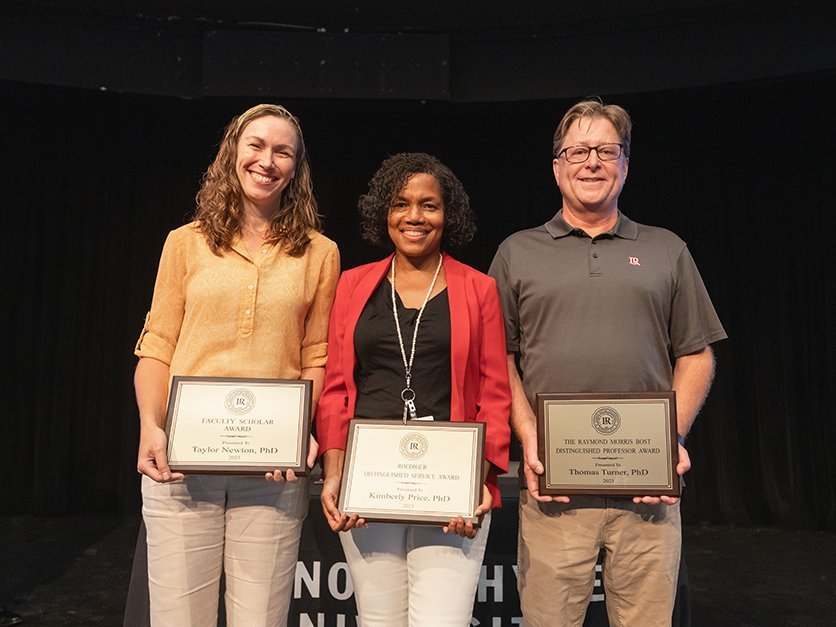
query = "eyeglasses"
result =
(556, 143, 624, 163)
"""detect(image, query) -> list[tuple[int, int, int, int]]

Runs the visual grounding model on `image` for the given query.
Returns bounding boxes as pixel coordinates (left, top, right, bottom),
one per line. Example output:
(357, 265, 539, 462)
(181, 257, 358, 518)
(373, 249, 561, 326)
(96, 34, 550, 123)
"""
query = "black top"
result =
(353, 279, 451, 421)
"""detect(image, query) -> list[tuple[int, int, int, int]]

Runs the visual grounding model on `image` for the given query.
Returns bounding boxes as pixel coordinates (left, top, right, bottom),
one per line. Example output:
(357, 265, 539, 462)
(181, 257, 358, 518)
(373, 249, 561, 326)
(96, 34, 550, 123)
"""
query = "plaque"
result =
(537, 392, 680, 496)
(164, 376, 311, 474)
(339, 419, 486, 524)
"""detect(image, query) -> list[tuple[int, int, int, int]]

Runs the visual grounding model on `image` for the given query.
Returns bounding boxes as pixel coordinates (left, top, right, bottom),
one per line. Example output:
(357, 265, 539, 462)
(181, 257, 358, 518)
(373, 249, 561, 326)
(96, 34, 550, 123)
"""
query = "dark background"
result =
(2, 0, 834, 530)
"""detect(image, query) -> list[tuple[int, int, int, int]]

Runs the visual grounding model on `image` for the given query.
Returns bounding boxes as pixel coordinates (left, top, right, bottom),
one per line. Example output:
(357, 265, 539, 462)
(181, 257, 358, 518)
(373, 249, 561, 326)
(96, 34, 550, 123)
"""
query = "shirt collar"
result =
(230, 232, 249, 259)
(544, 209, 638, 241)
(230, 232, 277, 262)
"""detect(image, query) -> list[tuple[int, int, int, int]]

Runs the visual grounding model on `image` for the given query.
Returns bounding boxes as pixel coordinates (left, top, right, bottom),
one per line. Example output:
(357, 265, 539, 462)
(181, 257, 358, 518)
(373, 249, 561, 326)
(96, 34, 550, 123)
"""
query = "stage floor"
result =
(2, 514, 834, 626)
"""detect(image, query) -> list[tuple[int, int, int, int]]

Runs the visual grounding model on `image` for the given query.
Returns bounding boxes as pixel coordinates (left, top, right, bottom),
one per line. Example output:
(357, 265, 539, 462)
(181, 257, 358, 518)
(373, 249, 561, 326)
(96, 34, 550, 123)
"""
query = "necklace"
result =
(241, 224, 271, 240)
(390, 253, 443, 423)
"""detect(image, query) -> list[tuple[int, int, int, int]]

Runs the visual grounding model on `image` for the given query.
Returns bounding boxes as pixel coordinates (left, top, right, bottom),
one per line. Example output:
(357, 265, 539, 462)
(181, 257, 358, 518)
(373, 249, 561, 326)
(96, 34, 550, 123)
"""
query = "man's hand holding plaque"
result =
(536, 392, 681, 498)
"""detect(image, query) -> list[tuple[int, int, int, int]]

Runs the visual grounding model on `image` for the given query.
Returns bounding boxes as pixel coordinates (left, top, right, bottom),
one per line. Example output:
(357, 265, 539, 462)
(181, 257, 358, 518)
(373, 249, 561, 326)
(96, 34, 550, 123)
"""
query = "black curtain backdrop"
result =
(2, 75, 834, 529)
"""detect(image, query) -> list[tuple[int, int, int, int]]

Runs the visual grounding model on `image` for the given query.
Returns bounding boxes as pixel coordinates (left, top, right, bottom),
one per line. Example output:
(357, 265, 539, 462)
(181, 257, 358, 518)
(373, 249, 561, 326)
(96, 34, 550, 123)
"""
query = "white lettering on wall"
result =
(299, 613, 324, 627)
(592, 563, 604, 602)
(470, 618, 524, 626)
(477, 565, 504, 602)
(328, 562, 354, 600)
(299, 613, 356, 627)
(295, 561, 321, 599)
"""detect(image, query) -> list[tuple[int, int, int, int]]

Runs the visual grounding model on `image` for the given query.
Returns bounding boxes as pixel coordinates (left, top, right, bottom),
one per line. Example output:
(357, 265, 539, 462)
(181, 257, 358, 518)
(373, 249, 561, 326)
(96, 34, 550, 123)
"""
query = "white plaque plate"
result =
(537, 392, 680, 496)
(165, 376, 311, 474)
(339, 419, 486, 524)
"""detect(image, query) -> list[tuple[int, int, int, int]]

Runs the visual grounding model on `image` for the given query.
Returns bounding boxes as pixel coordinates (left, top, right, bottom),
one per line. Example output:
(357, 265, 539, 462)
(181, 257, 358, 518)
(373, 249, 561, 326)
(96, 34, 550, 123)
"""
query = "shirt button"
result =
(261, 248, 268, 254)
(248, 284, 254, 290)
(245, 309, 251, 315)
(592, 253, 599, 258)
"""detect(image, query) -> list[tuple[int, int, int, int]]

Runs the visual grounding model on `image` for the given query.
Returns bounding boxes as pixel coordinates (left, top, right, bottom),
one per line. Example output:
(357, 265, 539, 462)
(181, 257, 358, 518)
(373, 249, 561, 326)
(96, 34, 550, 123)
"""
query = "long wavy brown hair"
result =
(194, 104, 322, 256)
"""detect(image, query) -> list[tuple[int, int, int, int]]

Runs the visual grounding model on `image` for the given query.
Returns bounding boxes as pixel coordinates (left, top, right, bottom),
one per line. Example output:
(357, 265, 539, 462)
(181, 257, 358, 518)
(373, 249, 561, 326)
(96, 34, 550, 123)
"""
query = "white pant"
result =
(141, 474, 308, 627)
(339, 512, 491, 627)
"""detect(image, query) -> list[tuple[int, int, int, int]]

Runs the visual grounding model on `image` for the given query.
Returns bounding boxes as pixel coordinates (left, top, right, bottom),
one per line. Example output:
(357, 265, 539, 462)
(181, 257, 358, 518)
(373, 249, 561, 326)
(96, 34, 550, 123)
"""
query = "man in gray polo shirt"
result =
(489, 99, 726, 626)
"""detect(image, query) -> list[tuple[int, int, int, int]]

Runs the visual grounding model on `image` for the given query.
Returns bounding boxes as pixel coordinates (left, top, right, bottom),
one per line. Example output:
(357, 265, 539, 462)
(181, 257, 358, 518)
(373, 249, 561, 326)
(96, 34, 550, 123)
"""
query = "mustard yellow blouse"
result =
(135, 222, 339, 381)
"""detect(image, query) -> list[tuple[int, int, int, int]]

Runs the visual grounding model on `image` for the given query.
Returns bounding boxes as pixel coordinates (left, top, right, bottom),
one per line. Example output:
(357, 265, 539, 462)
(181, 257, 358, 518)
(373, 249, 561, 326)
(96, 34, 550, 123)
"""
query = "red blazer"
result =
(317, 252, 511, 506)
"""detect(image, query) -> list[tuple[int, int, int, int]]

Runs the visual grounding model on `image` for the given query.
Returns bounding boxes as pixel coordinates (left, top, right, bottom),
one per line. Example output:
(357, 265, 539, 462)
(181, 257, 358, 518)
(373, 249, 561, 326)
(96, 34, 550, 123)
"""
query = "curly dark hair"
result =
(358, 152, 476, 249)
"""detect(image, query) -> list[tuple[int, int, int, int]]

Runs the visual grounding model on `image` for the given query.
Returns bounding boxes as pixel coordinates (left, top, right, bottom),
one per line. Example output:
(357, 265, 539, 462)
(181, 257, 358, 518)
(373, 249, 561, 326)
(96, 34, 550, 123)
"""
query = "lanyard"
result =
(390, 253, 443, 423)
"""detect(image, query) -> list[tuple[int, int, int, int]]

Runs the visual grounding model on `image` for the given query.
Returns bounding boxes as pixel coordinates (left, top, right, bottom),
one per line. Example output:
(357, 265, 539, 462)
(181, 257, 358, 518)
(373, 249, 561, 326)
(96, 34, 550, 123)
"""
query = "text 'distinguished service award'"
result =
(339, 419, 486, 525)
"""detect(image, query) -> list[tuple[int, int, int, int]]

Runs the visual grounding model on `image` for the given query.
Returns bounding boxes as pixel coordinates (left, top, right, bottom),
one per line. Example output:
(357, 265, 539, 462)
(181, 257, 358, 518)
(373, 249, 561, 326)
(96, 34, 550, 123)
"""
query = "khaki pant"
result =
(518, 491, 680, 627)
(141, 475, 308, 627)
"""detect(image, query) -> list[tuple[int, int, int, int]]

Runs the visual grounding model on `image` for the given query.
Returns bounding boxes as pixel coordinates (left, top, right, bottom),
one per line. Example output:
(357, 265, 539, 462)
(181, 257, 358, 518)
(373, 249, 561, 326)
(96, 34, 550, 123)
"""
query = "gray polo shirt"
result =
(489, 210, 727, 407)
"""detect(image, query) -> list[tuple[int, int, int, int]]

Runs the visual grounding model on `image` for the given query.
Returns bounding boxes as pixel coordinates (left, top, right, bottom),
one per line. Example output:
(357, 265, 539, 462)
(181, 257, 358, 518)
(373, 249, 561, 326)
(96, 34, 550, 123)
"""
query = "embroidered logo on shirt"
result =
(628, 256, 641, 267)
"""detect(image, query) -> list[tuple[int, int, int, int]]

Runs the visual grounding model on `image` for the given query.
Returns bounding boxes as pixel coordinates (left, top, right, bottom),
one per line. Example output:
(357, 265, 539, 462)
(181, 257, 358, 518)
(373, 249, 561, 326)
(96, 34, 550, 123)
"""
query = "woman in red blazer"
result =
(317, 153, 511, 626)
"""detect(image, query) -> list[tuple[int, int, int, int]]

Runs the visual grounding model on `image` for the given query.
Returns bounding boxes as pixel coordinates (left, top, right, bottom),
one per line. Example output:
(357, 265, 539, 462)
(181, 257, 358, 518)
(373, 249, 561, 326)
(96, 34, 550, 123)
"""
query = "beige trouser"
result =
(141, 474, 308, 627)
(518, 491, 680, 627)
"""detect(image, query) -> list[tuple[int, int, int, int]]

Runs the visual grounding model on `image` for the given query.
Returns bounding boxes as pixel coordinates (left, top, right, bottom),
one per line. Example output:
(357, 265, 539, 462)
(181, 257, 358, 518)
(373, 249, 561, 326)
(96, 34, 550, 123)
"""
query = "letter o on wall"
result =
(328, 562, 354, 600)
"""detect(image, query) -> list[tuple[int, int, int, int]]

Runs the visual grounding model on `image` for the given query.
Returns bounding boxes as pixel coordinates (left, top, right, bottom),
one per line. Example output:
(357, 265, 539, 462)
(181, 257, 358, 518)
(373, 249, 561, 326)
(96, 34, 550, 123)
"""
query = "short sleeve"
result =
(670, 246, 727, 357)
(488, 242, 520, 354)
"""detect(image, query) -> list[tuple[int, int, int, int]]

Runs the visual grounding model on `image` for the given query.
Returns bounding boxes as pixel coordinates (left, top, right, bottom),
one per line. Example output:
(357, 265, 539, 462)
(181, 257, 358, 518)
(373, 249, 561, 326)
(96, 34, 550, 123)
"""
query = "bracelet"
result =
(678, 434, 686, 446)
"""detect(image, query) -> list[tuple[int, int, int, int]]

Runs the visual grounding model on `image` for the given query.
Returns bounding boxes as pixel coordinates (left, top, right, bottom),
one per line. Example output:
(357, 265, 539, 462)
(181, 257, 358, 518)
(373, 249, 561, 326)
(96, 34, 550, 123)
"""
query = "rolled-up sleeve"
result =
(134, 230, 187, 365)
(300, 241, 340, 369)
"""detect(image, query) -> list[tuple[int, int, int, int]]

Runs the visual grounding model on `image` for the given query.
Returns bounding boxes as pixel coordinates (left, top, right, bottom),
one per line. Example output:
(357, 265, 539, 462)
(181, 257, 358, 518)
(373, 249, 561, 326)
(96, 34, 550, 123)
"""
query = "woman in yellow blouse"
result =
(134, 104, 339, 626)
